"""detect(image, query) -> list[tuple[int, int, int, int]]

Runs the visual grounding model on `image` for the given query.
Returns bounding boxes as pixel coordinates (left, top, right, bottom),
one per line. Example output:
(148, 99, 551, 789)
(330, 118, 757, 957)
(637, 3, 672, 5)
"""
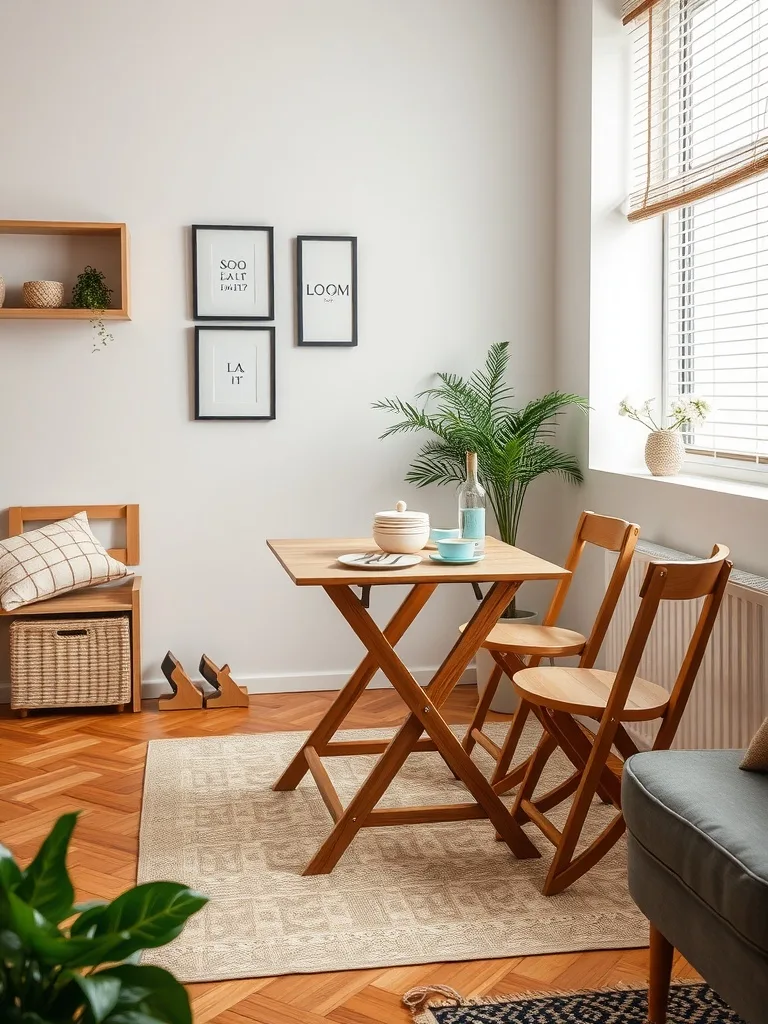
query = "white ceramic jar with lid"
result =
(373, 501, 430, 554)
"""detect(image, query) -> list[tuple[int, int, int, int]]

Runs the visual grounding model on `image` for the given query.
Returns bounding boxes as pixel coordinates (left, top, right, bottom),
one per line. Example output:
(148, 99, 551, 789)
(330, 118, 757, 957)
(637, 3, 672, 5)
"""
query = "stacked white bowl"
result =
(373, 501, 430, 554)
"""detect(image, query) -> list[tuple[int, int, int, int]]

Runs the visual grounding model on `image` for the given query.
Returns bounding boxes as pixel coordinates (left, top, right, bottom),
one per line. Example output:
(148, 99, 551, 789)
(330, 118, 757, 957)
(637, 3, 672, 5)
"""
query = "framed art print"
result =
(297, 235, 358, 346)
(193, 224, 275, 320)
(195, 326, 275, 420)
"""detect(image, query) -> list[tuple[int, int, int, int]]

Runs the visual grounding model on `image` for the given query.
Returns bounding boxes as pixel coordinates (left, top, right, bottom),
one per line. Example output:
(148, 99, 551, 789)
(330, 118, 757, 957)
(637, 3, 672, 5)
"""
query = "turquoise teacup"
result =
(430, 527, 461, 542)
(436, 537, 476, 560)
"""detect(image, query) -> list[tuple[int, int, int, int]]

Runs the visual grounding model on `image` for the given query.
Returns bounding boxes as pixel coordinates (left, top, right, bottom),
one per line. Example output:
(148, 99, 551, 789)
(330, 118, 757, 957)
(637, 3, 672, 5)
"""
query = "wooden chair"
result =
(511, 544, 732, 896)
(1, 505, 142, 712)
(462, 511, 640, 793)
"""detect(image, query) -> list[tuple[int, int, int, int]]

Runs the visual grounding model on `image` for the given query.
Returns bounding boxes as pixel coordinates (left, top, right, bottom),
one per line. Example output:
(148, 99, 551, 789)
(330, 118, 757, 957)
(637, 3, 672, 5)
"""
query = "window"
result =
(626, 0, 768, 472)
(667, 178, 768, 463)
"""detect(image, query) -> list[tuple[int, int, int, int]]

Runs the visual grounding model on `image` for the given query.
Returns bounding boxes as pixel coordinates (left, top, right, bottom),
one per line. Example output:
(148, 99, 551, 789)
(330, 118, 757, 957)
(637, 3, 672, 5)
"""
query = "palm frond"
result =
(372, 397, 452, 440)
(373, 347, 587, 542)
(406, 439, 466, 487)
(514, 443, 585, 486)
(467, 342, 514, 416)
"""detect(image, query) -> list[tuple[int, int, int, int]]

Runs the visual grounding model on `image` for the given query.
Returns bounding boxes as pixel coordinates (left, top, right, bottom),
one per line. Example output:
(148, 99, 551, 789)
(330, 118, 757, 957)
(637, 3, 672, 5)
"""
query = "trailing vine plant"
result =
(71, 266, 114, 352)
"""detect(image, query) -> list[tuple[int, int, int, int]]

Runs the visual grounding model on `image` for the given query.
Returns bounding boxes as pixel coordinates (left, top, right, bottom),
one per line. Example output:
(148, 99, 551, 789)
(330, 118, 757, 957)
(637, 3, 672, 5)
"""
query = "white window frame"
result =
(662, 0, 768, 486)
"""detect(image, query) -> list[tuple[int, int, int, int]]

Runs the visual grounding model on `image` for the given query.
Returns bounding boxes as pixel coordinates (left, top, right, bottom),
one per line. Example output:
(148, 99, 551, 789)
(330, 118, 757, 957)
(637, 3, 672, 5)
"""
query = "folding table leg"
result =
(300, 581, 540, 874)
(273, 583, 436, 791)
(302, 714, 426, 874)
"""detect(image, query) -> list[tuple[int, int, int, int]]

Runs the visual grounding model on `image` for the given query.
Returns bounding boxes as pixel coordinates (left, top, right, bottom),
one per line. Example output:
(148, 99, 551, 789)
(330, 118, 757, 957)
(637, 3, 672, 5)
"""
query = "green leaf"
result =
(0, 888, 122, 967)
(0, 927, 23, 961)
(16, 812, 78, 924)
(0, 843, 23, 892)
(49, 968, 122, 1023)
(99, 965, 192, 1024)
(104, 1013, 168, 1024)
(73, 882, 207, 961)
(74, 898, 109, 914)
(69, 972, 123, 1023)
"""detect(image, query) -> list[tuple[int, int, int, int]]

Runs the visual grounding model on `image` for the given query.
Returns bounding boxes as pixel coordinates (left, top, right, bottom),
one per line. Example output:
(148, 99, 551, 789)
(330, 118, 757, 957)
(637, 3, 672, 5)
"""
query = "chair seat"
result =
(460, 621, 586, 656)
(513, 666, 670, 722)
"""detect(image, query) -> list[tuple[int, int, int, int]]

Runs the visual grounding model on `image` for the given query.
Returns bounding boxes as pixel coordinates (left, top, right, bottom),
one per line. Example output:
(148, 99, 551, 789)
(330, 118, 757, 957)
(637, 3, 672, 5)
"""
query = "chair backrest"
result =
(606, 544, 732, 743)
(7, 504, 140, 566)
(541, 510, 640, 668)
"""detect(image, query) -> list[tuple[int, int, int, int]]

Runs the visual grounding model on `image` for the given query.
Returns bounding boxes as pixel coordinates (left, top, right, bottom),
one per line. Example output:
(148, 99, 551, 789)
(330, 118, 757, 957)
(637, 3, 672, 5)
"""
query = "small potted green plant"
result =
(71, 266, 114, 351)
(374, 342, 587, 710)
(0, 812, 207, 1023)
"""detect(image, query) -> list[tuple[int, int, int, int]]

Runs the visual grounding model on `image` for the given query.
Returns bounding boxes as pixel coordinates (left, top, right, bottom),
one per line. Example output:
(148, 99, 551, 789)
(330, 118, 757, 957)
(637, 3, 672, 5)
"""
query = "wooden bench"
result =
(1, 504, 143, 712)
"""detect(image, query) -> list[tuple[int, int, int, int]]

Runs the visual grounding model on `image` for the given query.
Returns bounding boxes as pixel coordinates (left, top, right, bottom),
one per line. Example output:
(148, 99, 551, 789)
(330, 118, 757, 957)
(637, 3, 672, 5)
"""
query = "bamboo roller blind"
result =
(624, 0, 768, 222)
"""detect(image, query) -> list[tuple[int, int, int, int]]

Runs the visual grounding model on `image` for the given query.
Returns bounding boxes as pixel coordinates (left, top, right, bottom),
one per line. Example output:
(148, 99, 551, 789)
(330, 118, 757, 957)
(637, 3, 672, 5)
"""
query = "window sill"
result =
(591, 466, 768, 502)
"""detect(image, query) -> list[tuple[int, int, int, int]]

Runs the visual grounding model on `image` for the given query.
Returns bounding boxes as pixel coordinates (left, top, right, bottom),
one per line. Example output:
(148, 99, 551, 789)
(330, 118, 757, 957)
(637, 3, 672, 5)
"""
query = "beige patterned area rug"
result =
(138, 723, 647, 982)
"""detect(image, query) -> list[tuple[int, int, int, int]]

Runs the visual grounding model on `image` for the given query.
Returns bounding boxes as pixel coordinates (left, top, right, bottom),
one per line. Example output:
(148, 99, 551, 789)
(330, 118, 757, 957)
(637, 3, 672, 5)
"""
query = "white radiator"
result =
(603, 541, 768, 750)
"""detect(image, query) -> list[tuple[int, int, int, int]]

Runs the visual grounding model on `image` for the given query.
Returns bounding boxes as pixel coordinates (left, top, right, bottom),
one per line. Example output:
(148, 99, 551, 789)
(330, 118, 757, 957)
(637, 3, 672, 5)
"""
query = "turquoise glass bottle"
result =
(458, 451, 486, 554)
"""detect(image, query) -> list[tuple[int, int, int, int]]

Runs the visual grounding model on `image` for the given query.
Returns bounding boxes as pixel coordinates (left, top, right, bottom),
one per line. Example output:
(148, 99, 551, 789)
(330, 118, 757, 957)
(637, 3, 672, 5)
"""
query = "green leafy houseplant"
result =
(373, 342, 587, 599)
(71, 267, 114, 351)
(0, 812, 207, 1023)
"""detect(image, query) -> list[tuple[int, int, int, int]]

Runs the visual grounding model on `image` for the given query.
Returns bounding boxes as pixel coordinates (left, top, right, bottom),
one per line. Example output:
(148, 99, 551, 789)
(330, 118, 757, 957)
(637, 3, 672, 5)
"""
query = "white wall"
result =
(0, 0, 560, 693)
(555, 0, 768, 643)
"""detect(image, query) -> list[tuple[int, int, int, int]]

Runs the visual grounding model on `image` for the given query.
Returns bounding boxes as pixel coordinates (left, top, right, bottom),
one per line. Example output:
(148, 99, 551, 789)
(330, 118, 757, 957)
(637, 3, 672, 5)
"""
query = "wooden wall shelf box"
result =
(0, 220, 130, 320)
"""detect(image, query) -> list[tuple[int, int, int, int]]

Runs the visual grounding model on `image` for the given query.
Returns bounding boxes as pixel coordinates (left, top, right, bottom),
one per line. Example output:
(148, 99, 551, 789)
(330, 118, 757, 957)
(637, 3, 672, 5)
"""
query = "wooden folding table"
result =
(267, 536, 569, 874)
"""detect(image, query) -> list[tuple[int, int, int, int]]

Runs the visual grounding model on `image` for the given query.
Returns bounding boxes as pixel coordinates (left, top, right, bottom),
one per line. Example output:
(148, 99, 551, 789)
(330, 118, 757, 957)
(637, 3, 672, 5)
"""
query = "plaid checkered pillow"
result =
(0, 512, 131, 610)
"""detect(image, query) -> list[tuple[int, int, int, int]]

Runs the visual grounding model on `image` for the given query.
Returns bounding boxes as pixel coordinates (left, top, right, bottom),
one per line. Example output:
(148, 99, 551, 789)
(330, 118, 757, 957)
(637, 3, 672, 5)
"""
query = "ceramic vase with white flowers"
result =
(618, 396, 711, 476)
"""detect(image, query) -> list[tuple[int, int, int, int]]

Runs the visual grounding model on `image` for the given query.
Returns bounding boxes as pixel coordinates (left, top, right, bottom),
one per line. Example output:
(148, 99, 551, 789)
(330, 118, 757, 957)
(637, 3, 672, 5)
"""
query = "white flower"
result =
(667, 395, 711, 429)
(617, 396, 660, 431)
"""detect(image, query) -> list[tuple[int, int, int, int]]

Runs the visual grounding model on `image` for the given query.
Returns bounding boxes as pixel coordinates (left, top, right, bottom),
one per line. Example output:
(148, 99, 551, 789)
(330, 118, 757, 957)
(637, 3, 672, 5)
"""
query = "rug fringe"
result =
(405, 978, 701, 1023)
(403, 985, 463, 1014)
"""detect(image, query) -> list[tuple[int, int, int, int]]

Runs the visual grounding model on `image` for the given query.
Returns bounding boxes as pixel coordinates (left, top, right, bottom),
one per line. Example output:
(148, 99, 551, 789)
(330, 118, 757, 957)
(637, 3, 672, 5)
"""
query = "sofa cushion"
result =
(623, 749, 768, 954)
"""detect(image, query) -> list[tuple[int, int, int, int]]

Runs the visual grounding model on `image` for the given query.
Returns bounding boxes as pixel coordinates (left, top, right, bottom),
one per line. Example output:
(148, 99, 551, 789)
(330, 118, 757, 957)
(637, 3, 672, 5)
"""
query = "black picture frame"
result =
(192, 224, 275, 321)
(194, 325, 276, 421)
(297, 235, 358, 346)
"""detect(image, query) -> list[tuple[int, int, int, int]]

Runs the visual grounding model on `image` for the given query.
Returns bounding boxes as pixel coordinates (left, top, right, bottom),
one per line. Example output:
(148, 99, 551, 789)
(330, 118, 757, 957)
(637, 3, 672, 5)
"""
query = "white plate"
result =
(338, 553, 422, 571)
(428, 552, 485, 566)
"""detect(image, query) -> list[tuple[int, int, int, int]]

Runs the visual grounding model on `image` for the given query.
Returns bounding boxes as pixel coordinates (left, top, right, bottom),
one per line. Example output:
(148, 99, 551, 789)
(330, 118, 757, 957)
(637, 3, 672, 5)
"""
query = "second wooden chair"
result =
(462, 511, 640, 793)
(511, 544, 732, 895)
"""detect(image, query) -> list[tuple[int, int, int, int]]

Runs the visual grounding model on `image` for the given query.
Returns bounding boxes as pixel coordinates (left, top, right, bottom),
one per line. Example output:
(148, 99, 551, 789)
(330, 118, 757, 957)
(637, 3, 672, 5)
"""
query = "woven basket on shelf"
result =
(10, 615, 131, 710)
(22, 280, 64, 308)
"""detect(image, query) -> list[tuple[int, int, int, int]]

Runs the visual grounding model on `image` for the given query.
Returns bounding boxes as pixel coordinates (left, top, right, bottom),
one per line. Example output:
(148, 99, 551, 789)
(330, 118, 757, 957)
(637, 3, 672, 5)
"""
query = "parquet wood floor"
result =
(0, 690, 698, 1022)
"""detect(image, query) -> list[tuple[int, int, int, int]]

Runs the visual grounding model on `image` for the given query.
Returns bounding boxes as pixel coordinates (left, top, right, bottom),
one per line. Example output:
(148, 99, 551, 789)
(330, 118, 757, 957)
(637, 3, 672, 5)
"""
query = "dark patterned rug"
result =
(413, 984, 744, 1023)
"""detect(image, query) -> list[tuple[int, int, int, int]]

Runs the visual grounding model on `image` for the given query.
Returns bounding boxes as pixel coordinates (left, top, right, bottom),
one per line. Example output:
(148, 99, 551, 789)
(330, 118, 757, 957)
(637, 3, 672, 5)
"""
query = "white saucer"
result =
(429, 552, 485, 566)
(338, 553, 422, 571)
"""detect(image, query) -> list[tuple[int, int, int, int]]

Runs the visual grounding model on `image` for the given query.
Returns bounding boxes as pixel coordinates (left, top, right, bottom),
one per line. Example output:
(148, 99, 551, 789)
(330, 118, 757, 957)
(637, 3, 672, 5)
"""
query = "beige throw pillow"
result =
(0, 512, 130, 611)
(740, 718, 768, 772)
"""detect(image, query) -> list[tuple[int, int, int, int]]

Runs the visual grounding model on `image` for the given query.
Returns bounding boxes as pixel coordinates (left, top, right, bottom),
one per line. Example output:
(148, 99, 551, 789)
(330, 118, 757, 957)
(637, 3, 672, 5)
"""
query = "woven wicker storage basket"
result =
(10, 615, 131, 709)
(22, 280, 64, 308)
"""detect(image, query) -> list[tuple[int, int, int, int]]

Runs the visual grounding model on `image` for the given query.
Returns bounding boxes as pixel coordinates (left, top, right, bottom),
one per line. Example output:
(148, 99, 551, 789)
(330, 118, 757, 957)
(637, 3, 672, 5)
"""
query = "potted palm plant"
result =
(373, 342, 587, 710)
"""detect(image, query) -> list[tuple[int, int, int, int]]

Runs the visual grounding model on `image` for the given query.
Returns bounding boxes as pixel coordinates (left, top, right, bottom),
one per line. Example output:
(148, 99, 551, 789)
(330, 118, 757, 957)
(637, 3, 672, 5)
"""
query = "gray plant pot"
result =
(475, 608, 539, 714)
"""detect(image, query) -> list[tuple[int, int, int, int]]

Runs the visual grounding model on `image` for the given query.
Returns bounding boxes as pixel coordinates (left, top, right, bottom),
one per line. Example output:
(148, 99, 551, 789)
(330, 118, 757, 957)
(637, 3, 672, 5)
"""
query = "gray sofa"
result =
(623, 749, 768, 1024)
